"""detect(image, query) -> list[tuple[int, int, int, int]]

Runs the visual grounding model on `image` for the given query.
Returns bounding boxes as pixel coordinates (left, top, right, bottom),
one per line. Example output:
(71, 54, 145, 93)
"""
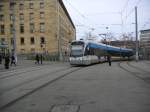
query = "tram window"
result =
(71, 41, 84, 46)
(70, 49, 83, 57)
(84, 47, 95, 56)
(89, 48, 94, 55)
(84, 46, 89, 56)
(84, 48, 88, 56)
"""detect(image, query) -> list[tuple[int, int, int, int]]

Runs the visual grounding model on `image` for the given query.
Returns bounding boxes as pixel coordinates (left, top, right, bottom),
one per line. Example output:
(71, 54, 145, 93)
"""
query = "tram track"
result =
(0, 66, 83, 110)
(118, 61, 150, 84)
(0, 63, 37, 73)
(0, 66, 72, 95)
(145, 62, 150, 65)
(127, 61, 150, 74)
(0, 63, 60, 80)
(0, 65, 47, 79)
(0, 61, 58, 74)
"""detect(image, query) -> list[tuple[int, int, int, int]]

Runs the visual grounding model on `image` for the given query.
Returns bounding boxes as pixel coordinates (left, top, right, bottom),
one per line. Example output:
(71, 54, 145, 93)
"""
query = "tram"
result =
(69, 40, 134, 65)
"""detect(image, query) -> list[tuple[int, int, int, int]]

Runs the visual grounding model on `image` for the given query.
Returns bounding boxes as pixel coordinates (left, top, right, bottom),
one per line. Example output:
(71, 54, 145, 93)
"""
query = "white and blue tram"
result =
(69, 40, 134, 65)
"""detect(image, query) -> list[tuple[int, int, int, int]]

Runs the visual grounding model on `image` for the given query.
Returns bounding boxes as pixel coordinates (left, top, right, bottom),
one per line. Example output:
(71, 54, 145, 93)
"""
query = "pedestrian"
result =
(107, 55, 111, 66)
(35, 54, 39, 64)
(40, 54, 43, 64)
(0, 54, 2, 64)
(4, 54, 10, 69)
(64, 51, 67, 62)
(10, 55, 16, 66)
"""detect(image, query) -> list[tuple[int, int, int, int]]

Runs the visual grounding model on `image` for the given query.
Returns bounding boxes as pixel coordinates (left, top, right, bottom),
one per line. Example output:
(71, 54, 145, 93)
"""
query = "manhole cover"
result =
(51, 105, 79, 112)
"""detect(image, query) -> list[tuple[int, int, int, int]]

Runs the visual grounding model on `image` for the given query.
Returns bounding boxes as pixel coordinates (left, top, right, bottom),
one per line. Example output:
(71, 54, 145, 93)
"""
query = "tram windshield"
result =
(70, 41, 84, 57)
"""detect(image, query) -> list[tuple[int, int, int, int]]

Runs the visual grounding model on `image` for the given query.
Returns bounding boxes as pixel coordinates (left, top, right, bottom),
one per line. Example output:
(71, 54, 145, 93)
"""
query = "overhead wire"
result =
(141, 18, 150, 29)
(123, 0, 143, 21)
(121, 0, 144, 35)
(136, 0, 143, 6)
(64, 0, 145, 39)
(64, 0, 104, 36)
(64, 0, 86, 19)
(121, 0, 130, 13)
(64, 0, 123, 27)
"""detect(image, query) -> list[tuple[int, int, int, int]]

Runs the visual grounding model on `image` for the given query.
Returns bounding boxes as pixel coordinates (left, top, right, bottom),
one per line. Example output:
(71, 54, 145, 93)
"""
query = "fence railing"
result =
(25, 52, 70, 62)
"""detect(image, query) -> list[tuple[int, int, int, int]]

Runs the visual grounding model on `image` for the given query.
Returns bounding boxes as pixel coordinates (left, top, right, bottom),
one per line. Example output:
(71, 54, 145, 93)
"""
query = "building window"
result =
(10, 2, 15, 10)
(30, 37, 35, 45)
(0, 15, 4, 21)
(19, 4, 24, 10)
(10, 24, 13, 34)
(40, 37, 45, 44)
(20, 37, 25, 45)
(31, 48, 35, 53)
(29, 13, 34, 21)
(0, 5, 3, 11)
(40, 12, 44, 19)
(1, 38, 5, 43)
(30, 23, 34, 33)
(20, 13, 24, 23)
(11, 38, 14, 45)
(10, 14, 14, 21)
(20, 49, 25, 54)
(40, 2, 44, 9)
(0, 25, 5, 34)
(40, 23, 45, 33)
(20, 24, 24, 33)
(29, 3, 33, 9)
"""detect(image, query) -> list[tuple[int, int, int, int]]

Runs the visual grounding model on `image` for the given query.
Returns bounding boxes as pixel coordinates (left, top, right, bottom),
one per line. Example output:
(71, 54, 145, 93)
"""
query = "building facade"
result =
(140, 29, 150, 60)
(0, 0, 75, 55)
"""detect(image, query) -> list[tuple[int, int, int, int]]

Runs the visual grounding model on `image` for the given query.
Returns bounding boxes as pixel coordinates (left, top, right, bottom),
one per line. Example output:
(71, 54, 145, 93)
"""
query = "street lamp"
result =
(11, 1, 17, 63)
(56, 0, 63, 61)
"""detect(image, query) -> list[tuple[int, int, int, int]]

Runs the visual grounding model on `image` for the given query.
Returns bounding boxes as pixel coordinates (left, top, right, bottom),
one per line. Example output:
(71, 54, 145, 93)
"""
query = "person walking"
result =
(4, 54, 10, 69)
(10, 55, 16, 66)
(107, 55, 111, 66)
(40, 54, 43, 64)
(35, 54, 39, 64)
(0, 54, 2, 64)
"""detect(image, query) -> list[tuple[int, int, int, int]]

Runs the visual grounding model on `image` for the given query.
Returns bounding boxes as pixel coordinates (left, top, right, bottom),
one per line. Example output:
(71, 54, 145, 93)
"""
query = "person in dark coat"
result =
(10, 55, 16, 66)
(0, 54, 2, 64)
(35, 54, 39, 64)
(40, 54, 43, 64)
(107, 55, 111, 66)
(5, 54, 10, 69)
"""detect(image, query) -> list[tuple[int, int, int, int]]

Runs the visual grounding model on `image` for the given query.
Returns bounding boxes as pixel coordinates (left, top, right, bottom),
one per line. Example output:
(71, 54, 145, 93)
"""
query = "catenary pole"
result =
(135, 6, 139, 61)
(12, 0, 17, 63)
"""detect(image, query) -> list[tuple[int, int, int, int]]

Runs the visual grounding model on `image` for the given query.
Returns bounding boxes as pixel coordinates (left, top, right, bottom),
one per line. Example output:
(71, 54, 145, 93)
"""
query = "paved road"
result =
(0, 60, 150, 112)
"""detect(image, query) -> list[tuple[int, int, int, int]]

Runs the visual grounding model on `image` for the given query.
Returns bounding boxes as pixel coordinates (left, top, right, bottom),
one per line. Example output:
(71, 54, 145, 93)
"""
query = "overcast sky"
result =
(63, 0, 150, 40)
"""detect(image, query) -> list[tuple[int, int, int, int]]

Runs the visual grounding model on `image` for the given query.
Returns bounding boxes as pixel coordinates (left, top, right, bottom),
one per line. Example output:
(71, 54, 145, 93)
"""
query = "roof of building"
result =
(58, 0, 75, 29)
(140, 29, 150, 34)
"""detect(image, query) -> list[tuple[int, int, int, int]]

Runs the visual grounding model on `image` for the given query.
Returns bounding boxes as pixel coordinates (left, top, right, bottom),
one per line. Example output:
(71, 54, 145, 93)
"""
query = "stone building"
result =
(140, 29, 150, 60)
(0, 0, 75, 56)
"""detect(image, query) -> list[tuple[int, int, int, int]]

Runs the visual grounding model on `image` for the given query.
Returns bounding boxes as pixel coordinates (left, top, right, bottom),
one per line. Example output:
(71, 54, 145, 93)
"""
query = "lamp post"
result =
(56, 0, 62, 61)
(11, 1, 17, 63)
(135, 6, 139, 61)
(106, 27, 109, 45)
